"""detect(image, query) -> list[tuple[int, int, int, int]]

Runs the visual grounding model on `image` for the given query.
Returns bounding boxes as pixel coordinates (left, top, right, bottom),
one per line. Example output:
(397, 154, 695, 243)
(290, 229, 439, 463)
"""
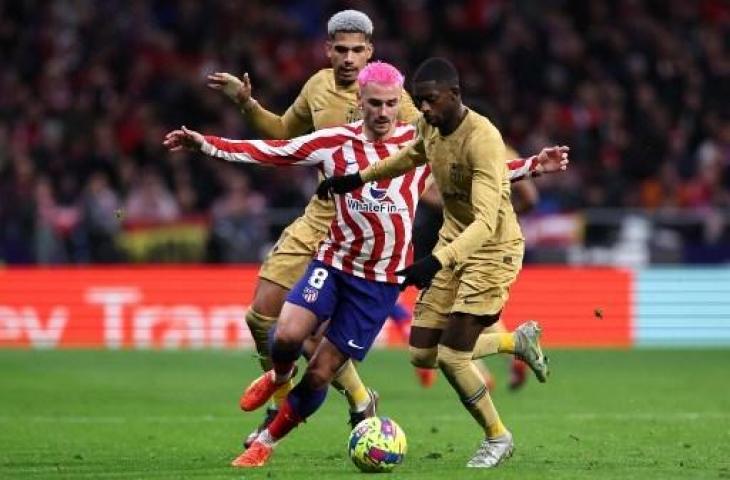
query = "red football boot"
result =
(231, 441, 272, 468)
(240, 366, 296, 412)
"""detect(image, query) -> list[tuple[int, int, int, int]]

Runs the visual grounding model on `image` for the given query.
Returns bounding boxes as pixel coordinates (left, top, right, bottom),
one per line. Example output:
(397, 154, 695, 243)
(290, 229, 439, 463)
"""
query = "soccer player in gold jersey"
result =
(206, 10, 420, 446)
(318, 57, 568, 468)
(415, 145, 537, 391)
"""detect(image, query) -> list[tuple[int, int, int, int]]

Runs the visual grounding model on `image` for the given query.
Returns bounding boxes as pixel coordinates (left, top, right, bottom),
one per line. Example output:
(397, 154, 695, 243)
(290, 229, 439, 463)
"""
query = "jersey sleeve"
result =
(200, 129, 345, 172)
(397, 91, 421, 124)
(243, 79, 313, 139)
(433, 129, 506, 267)
(360, 118, 429, 182)
(506, 156, 538, 182)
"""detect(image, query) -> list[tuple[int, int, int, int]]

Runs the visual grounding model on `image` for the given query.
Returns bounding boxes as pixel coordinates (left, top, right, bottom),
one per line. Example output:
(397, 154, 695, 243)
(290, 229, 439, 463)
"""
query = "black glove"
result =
(316, 173, 364, 200)
(395, 255, 442, 290)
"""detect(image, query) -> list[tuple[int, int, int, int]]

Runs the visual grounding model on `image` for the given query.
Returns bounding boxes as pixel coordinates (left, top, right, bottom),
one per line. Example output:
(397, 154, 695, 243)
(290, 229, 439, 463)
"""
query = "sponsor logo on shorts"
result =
(302, 286, 319, 303)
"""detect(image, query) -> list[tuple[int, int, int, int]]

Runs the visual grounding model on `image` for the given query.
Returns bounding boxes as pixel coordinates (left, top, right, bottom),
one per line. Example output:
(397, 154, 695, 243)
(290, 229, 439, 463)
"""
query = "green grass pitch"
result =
(1, 349, 729, 479)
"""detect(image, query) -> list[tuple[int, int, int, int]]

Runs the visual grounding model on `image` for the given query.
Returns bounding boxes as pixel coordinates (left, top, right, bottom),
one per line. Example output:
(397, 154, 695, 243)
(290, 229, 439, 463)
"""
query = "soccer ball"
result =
(348, 416, 407, 473)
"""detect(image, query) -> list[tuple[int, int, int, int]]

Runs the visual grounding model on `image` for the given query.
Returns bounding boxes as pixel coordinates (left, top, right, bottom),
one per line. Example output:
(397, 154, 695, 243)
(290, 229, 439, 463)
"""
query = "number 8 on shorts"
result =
(308, 268, 329, 289)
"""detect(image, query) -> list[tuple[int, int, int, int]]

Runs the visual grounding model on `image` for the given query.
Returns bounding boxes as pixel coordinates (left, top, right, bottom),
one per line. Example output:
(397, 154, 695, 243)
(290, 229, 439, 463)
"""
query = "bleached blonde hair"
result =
(327, 10, 373, 39)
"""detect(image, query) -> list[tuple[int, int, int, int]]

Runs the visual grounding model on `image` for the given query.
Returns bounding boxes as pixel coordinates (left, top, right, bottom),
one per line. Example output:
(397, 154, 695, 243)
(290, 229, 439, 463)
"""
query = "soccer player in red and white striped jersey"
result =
(164, 61, 565, 468)
(201, 121, 426, 283)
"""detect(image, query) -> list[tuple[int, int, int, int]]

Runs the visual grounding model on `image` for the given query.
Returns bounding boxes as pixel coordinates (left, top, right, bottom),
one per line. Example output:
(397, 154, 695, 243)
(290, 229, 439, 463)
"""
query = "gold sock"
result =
(244, 309, 278, 371)
(332, 360, 369, 411)
(438, 344, 507, 438)
(498, 332, 516, 353)
(472, 332, 516, 359)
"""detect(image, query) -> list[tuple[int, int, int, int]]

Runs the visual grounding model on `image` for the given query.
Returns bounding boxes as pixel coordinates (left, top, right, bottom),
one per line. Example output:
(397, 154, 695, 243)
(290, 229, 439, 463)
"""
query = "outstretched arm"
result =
(507, 145, 570, 182)
(163, 126, 341, 168)
(207, 72, 311, 139)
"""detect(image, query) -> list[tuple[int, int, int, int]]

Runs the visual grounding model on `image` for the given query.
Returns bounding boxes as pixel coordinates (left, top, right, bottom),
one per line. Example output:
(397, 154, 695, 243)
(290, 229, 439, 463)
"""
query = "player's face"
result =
(412, 81, 459, 128)
(326, 32, 373, 86)
(359, 82, 401, 138)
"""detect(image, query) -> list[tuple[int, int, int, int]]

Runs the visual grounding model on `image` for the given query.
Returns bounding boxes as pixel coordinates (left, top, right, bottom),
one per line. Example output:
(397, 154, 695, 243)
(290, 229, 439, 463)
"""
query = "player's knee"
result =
(272, 326, 301, 351)
(436, 344, 471, 375)
(252, 279, 288, 317)
(409, 345, 437, 368)
(270, 329, 302, 365)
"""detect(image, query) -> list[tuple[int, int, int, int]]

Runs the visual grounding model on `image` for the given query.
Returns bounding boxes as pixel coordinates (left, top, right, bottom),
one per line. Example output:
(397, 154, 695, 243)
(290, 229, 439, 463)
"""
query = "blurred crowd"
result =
(1, 0, 729, 263)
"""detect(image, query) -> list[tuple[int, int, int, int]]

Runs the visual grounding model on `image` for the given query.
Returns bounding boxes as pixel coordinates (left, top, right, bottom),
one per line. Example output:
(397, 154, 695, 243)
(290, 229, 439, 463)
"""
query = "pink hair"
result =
(357, 61, 404, 89)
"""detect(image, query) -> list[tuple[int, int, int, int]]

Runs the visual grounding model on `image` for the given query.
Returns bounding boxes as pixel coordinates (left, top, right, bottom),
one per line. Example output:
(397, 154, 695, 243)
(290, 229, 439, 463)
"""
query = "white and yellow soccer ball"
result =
(348, 416, 407, 473)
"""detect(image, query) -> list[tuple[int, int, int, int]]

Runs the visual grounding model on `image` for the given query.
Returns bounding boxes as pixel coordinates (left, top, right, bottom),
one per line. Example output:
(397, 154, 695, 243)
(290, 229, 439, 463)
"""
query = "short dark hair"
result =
(412, 57, 459, 88)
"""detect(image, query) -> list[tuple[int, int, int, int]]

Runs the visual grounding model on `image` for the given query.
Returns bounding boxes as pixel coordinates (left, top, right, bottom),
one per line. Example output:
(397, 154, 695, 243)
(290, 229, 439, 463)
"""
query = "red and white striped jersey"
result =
(201, 121, 537, 283)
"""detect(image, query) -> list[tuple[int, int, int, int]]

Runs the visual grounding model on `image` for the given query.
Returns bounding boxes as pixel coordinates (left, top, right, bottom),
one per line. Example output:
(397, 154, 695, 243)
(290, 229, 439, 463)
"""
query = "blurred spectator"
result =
(34, 175, 80, 264)
(79, 170, 122, 262)
(0, 0, 729, 264)
(207, 170, 268, 263)
(123, 167, 180, 224)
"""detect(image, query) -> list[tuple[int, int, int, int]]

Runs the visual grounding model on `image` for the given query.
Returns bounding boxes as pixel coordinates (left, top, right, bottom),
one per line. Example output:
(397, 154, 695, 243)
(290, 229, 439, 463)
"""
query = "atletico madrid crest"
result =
(302, 286, 319, 303)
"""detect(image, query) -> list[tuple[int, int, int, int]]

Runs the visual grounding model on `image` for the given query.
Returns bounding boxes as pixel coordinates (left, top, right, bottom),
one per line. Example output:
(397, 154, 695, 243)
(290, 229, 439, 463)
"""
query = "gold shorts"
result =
(258, 216, 328, 290)
(413, 239, 524, 330)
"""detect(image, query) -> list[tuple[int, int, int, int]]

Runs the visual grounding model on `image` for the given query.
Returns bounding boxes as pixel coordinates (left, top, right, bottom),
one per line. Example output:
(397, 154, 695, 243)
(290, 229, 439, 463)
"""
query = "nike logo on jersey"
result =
(347, 339, 365, 349)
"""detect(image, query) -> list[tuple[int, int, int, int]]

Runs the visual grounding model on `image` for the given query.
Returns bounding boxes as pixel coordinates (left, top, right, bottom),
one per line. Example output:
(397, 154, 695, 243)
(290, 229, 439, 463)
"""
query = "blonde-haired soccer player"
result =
(319, 57, 569, 468)
(206, 10, 420, 445)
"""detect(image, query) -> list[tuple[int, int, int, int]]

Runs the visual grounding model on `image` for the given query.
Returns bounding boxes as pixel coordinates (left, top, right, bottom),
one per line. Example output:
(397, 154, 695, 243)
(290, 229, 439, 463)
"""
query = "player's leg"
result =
(481, 319, 528, 390)
(440, 241, 526, 468)
(409, 323, 441, 388)
(235, 336, 349, 467)
(241, 277, 291, 447)
(471, 320, 548, 382)
(240, 256, 336, 415)
(407, 266, 457, 387)
(240, 227, 307, 447)
(248, 278, 289, 371)
(235, 270, 399, 467)
(232, 260, 338, 467)
(302, 322, 376, 426)
(267, 219, 374, 414)
(243, 218, 376, 446)
(246, 276, 290, 388)
(463, 241, 549, 382)
(437, 312, 514, 467)
(240, 301, 320, 412)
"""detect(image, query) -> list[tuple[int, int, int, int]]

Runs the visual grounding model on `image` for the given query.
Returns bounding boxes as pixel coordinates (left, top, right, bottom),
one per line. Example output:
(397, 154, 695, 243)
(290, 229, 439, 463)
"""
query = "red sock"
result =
(267, 399, 303, 440)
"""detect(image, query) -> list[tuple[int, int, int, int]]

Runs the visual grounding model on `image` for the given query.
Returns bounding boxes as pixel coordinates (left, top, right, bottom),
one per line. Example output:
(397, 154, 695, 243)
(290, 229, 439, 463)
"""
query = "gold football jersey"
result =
(361, 109, 523, 267)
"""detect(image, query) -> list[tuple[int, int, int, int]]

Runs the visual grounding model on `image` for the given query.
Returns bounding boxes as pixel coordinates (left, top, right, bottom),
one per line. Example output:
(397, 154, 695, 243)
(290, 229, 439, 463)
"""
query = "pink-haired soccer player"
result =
(165, 61, 566, 468)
